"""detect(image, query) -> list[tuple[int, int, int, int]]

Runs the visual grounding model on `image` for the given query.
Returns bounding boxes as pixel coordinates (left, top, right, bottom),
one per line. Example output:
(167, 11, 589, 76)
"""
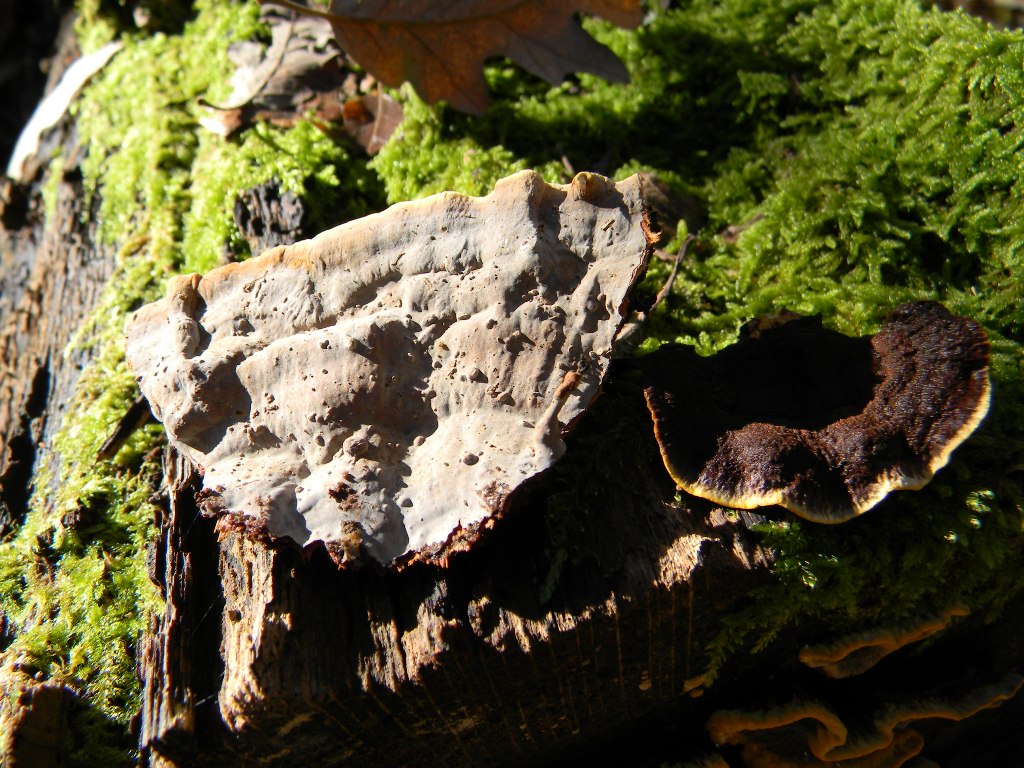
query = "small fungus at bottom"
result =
(125, 170, 652, 566)
(643, 301, 991, 522)
(706, 673, 1023, 768)
(799, 606, 970, 679)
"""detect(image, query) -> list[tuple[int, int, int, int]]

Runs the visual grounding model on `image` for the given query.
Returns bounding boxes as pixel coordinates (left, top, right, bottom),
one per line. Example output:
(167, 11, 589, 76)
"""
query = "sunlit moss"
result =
(3, 0, 1023, 759)
(370, 88, 560, 203)
(184, 119, 384, 271)
(0, 0, 253, 743)
(0, 0, 386, 747)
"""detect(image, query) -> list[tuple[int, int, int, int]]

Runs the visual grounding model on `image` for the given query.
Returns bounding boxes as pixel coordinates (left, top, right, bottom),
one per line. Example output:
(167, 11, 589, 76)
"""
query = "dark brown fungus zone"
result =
(643, 301, 991, 522)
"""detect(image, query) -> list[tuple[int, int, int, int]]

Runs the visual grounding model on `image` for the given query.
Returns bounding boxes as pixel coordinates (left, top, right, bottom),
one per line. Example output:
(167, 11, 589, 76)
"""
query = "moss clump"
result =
(1, 0, 262, 746)
(657, 0, 1024, 680)
(673, 0, 1024, 344)
(370, 89, 556, 204)
(184, 119, 384, 270)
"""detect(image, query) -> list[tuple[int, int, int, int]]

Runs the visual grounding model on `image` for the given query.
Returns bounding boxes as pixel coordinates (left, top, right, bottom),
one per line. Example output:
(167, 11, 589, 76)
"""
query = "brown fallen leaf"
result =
(261, 0, 643, 114)
(198, 10, 403, 152)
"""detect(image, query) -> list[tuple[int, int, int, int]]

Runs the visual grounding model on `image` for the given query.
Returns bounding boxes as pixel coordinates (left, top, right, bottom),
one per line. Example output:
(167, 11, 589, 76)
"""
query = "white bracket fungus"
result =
(126, 171, 652, 565)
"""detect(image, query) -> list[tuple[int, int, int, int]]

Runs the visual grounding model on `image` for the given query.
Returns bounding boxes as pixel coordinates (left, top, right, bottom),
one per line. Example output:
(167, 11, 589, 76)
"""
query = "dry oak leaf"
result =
(262, 0, 643, 114)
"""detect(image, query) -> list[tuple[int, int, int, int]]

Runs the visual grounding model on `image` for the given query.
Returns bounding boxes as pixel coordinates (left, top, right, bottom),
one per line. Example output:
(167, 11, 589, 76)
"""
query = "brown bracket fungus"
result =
(799, 606, 970, 679)
(706, 673, 1023, 768)
(125, 170, 652, 565)
(643, 302, 991, 522)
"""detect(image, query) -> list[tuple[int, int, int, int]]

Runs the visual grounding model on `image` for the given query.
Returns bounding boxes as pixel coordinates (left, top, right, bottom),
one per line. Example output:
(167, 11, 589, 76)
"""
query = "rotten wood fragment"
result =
(0, 670, 75, 768)
(232, 180, 308, 256)
(97, 395, 155, 460)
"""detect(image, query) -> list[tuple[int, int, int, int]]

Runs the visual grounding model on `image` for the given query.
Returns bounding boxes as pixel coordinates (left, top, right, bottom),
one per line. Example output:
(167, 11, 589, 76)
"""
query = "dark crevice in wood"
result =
(0, 358, 50, 537)
(139, 450, 228, 767)
(0, 179, 31, 230)
(187, 506, 229, 755)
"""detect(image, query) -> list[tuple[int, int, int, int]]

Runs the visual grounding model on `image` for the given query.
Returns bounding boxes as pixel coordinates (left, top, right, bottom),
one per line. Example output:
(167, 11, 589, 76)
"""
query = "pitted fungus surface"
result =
(126, 170, 652, 564)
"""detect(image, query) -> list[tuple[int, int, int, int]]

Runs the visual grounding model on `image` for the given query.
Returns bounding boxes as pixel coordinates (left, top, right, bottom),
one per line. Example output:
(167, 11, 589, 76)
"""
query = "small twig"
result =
(651, 234, 694, 313)
(719, 212, 765, 244)
(97, 395, 156, 460)
(367, 83, 386, 153)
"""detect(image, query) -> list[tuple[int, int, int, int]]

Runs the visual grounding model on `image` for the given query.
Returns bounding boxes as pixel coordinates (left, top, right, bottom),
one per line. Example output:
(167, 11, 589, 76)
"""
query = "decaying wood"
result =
(137, 449, 224, 768)
(0, 129, 118, 533)
(0, 669, 75, 768)
(136, 364, 1024, 767)
(140, 374, 776, 766)
(0, 3, 121, 525)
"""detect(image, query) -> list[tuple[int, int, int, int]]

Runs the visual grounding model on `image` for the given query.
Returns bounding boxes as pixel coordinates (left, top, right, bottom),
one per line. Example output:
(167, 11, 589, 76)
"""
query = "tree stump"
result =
(138, 369, 776, 766)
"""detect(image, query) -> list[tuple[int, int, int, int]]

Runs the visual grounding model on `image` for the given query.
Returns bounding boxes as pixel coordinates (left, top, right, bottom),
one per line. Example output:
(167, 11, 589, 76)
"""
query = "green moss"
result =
(670, 1, 1024, 345)
(0, 0, 382, 759)
(654, 3, 1024, 682)
(370, 89, 558, 204)
(184, 120, 383, 270)
(4, 0, 1024, 756)
(73, 0, 120, 53)
(40, 156, 65, 224)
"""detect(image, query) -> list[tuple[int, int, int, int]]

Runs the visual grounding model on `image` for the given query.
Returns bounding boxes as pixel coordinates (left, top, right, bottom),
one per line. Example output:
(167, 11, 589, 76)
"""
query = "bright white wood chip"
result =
(6, 42, 123, 182)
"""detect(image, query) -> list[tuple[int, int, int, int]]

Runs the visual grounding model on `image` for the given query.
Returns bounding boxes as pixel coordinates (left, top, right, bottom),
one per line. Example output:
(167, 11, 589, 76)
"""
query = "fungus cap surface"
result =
(643, 301, 991, 522)
(125, 170, 651, 564)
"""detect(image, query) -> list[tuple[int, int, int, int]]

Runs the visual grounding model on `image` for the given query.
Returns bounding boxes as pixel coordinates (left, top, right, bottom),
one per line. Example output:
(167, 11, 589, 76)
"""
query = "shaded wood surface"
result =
(0, 10, 116, 532)
(137, 375, 1024, 767)
(140, 375, 778, 767)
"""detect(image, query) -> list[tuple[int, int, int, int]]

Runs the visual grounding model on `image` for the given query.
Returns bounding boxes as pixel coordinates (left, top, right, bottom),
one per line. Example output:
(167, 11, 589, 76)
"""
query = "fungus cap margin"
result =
(643, 301, 991, 522)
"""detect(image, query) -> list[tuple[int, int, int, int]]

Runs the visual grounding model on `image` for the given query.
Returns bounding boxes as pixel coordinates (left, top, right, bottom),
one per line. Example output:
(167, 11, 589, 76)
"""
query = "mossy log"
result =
(134, 388, 1024, 767)
(4, 1, 1024, 766)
